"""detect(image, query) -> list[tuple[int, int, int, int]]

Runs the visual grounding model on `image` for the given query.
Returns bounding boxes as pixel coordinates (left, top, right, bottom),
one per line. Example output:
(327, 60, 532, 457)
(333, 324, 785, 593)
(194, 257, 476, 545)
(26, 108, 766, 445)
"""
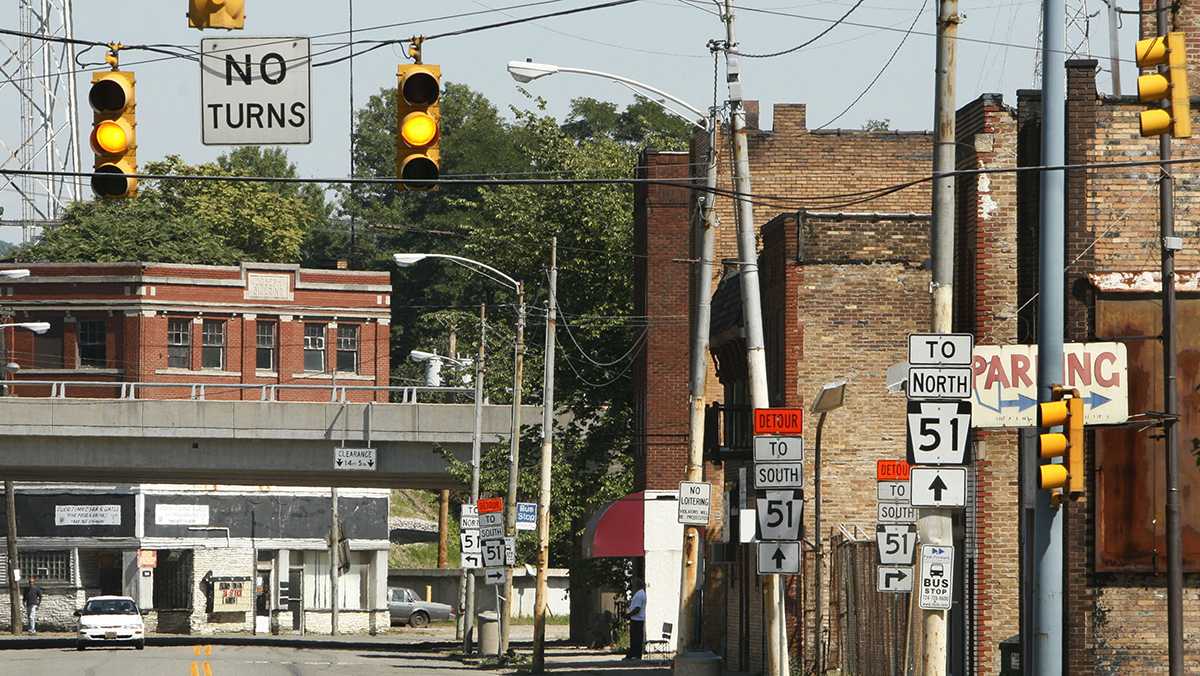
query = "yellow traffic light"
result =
(89, 71, 137, 198)
(1037, 386, 1085, 500)
(395, 63, 441, 190)
(188, 0, 245, 29)
(1136, 32, 1190, 138)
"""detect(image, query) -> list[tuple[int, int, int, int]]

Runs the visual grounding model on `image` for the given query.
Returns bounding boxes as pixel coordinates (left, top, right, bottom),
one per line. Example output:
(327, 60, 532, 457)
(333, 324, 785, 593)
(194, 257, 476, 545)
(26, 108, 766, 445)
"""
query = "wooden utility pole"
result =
(531, 238, 557, 672)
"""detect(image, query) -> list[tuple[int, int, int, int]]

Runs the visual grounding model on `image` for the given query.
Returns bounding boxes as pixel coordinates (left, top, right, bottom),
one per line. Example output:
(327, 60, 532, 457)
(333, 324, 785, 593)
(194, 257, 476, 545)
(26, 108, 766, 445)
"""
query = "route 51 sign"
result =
(876, 524, 917, 565)
(906, 400, 972, 465)
(756, 490, 802, 541)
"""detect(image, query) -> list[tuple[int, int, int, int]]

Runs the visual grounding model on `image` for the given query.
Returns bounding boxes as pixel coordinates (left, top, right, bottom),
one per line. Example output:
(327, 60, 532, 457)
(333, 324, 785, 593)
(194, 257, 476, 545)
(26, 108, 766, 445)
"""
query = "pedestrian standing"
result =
(623, 578, 646, 661)
(23, 575, 42, 634)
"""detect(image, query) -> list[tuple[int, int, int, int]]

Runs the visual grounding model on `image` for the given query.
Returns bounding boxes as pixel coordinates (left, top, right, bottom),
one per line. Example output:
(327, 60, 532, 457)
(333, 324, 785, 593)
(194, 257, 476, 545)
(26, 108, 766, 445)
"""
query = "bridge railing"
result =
(0, 380, 475, 404)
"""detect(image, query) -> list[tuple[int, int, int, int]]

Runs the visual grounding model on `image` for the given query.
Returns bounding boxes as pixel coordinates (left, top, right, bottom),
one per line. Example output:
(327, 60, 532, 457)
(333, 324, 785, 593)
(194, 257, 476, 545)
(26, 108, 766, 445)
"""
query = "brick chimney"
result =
(743, 100, 760, 130)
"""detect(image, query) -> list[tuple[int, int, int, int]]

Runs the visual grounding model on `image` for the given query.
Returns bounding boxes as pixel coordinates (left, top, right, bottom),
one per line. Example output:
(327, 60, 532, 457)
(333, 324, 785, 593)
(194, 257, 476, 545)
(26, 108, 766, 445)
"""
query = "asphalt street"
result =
(1, 644, 670, 675)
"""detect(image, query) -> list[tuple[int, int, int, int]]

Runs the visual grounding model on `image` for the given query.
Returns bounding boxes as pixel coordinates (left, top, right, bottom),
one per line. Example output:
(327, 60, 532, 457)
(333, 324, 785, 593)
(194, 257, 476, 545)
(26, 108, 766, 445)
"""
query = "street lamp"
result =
(810, 379, 847, 674)
(393, 252, 526, 656)
(509, 60, 721, 668)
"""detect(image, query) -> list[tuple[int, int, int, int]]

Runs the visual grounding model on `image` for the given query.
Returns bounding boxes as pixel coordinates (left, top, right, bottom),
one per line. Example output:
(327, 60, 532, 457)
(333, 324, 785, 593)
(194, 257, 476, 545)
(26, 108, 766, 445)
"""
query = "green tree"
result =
(20, 150, 326, 264)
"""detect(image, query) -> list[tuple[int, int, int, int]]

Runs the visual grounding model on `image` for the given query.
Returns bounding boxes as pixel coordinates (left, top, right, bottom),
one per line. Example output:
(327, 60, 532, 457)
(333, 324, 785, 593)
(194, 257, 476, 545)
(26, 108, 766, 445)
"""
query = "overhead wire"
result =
(738, 0, 867, 58)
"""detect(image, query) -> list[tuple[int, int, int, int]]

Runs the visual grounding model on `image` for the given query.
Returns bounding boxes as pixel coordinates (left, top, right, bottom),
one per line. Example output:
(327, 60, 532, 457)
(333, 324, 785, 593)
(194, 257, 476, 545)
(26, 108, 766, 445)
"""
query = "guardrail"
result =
(1, 380, 475, 404)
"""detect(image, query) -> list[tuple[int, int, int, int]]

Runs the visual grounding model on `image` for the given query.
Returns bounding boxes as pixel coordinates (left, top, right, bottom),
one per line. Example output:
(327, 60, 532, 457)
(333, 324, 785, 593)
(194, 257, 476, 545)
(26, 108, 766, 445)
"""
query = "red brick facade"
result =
(0, 262, 391, 402)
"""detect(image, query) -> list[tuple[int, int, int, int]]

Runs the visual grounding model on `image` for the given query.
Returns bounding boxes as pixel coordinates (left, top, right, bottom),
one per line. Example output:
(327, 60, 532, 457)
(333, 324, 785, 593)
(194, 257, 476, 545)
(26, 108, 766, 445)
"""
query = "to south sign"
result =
(754, 462, 804, 489)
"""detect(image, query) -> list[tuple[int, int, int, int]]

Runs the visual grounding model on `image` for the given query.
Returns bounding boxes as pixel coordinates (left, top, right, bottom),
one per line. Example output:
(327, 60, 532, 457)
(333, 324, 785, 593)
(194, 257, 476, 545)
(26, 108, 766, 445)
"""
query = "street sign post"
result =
(877, 566, 914, 593)
(876, 523, 918, 565)
(918, 545, 955, 610)
(910, 467, 967, 508)
(200, 37, 311, 145)
(677, 481, 712, 525)
(756, 490, 802, 541)
(906, 400, 972, 465)
(753, 436, 804, 463)
(756, 541, 801, 575)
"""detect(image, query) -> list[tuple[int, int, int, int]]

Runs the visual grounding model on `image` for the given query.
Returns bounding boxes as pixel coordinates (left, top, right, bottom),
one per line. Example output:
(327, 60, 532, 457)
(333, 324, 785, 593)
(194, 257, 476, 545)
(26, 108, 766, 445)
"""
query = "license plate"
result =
(104, 632, 116, 639)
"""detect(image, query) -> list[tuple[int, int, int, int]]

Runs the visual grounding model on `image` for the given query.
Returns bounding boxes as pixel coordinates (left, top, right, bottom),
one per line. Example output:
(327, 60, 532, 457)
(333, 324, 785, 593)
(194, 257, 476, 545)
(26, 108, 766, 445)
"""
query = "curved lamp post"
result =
(393, 252, 525, 658)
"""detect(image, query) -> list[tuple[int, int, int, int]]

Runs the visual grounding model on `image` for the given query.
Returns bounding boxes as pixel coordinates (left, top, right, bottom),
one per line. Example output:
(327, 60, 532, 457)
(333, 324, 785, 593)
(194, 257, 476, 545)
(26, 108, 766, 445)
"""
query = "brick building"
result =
(0, 262, 395, 635)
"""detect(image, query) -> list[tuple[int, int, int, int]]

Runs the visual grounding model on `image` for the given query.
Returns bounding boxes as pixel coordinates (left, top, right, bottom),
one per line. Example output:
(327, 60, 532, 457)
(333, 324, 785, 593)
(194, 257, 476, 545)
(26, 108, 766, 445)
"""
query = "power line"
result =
(814, 0, 929, 130)
(738, 0, 867, 58)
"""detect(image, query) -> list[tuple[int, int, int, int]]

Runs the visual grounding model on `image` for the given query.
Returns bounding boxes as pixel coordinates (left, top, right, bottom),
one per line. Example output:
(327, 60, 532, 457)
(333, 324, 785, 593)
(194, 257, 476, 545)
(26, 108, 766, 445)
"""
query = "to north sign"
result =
(200, 37, 311, 145)
(908, 366, 973, 400)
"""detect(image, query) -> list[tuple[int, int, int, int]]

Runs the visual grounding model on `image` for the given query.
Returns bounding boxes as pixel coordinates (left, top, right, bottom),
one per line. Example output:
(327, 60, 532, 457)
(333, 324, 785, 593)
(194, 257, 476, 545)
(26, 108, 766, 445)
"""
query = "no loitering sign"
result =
(201, 37, 311, 145)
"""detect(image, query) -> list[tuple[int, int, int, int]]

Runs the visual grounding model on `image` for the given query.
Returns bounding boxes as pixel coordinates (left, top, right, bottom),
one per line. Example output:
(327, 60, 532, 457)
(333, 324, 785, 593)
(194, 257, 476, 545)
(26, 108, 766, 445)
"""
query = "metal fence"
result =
(0, 380, 475, 404)
(828, 531, 912, 676)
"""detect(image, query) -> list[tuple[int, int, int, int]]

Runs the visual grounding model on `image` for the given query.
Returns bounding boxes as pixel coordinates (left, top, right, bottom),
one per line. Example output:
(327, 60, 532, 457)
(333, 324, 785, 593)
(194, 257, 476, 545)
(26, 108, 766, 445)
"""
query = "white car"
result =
(76, 595, 145, 650)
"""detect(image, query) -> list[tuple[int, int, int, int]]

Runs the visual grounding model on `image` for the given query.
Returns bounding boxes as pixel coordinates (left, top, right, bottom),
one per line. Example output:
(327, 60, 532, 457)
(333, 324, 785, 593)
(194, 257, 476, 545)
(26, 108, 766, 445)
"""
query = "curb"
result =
(0, 635, 573, 652)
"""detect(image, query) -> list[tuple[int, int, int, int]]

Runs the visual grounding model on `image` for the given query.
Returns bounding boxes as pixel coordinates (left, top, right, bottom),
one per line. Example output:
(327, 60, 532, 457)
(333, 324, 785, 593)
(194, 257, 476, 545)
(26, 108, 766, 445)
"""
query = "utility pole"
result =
(1105, 0, 1121, 96)
(675, 105, 719, 658)
(919, 1, 958, 673)
(1033, 0, 1066, 671)
(440, 328, 457, 574)
(1155, 1, 1184, 672)
(532, 238, 558, 673)
(499, 283, 526, 656)
(330, 487, 339, 635)
(461, 305, 487, 656)
(720, 3, 783, 674)
(1, 326, 18, 635)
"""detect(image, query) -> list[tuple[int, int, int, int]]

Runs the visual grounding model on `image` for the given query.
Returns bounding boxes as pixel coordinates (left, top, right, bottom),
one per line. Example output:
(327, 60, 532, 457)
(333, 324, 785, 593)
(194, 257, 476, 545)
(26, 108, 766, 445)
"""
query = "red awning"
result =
(581, 491, 645, 558)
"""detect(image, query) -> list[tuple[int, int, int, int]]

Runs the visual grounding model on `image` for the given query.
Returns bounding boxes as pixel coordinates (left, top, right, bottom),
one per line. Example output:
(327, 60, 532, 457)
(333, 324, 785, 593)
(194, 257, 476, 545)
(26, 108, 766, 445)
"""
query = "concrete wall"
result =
(388, 567, 572, 619)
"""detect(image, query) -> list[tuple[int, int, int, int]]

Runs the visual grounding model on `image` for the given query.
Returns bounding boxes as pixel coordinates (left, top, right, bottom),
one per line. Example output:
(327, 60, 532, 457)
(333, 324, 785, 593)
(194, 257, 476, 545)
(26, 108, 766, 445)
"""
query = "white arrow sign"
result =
(876, 524, 918, 565)
(877, 565, 914, 593)
(918, 545, 955, 610)
(461, 552, 482, 570)
(484, 567, 505, 585)
(906, 400, 972, 465)
(756, 490, 802, 541)
(756, 541, 801, 575)
(910, 467, 967, 508)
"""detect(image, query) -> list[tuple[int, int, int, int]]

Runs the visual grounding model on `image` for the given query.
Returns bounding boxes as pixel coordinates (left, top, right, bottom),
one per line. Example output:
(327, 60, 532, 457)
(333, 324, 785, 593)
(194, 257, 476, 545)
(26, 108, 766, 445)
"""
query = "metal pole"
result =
(1105, 0, 1121, 96)
(720, 3, 782, 673)
(500, 283, 526, 656)
(330, 487, 339, 636)
(814, 411, 827, 673)
(1, 327, 16, 635)
(676, 108, 719, 656)
(462, 304, 486, 656)
(1035, 0, 1066, 670)
(919, 2, 958, 674)
(1156, 3, 1184, 673)
(532, 239, 557, 673)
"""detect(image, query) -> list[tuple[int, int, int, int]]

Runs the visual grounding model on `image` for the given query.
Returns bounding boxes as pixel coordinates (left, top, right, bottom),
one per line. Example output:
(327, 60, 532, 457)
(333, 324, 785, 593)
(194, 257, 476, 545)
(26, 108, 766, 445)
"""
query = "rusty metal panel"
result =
(1095, 298, 1200, 573)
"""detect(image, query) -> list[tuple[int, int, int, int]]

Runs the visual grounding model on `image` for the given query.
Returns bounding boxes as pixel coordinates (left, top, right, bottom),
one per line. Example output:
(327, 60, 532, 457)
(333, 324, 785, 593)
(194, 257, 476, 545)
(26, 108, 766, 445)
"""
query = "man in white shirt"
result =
(623, 578, 646, 660)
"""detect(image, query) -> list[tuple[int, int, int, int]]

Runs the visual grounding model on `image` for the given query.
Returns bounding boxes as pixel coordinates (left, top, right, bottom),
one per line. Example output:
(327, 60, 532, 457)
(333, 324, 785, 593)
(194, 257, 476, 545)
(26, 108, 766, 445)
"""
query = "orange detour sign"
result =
(753, 408, 803, 436)
(477, 497, 504, 514)
(877, 459, 912, 482)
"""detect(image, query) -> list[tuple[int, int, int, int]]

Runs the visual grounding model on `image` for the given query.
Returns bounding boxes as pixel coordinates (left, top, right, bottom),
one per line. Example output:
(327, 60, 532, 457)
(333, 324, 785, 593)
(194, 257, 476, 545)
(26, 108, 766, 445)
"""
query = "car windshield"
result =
(83, 599, 138, 615)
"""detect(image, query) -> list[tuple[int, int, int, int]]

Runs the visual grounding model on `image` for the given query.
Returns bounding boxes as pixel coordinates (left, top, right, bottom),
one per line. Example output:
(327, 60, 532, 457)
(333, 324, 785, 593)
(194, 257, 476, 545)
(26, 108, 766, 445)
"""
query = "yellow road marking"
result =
(203, 662, 213, 676)
(205, 644, 213, 657)
(190, 662, 199, 676)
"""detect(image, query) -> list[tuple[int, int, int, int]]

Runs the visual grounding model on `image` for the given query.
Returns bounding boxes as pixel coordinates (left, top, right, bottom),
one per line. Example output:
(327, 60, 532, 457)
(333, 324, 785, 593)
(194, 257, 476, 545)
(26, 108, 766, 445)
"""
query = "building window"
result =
(303, 324, 325, 372)
(77, 320, 106, 368)
(32, 320, 63, 369)
(255, 322, 276, 371)
(336, 325, 359, 373)
(18, 550, 70, 582)
(167, 319, 191, 369)
(201, 320, 225, 370)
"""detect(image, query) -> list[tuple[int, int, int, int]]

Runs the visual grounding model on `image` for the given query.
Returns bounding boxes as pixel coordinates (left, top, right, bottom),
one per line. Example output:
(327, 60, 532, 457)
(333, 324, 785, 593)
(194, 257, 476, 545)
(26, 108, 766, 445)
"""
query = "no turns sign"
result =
(201, 37, 311, 145)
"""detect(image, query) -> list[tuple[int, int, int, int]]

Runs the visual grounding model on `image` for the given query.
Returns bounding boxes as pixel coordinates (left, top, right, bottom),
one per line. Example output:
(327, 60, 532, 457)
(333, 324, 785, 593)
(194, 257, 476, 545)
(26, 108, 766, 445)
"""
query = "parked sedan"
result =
(76, 596, 145, 650)
(388, 587, 454, 628)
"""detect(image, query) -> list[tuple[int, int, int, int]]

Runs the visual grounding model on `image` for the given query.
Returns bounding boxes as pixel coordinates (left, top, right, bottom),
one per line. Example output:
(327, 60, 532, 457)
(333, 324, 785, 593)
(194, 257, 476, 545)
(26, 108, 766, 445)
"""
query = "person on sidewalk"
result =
(623, 578, 646, 661)
(23, 575, 42, 634)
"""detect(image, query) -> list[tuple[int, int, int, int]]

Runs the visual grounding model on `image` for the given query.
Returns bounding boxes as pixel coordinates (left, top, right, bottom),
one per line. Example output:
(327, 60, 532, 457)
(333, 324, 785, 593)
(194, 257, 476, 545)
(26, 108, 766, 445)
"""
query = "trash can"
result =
(998, 634, 1021, 675)
(477, 611, 500, 656)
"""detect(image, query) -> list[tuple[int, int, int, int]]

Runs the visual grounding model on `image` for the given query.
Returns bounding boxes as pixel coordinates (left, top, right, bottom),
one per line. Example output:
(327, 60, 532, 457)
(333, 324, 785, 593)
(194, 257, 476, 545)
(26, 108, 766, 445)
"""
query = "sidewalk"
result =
(0, 622, 570, 651)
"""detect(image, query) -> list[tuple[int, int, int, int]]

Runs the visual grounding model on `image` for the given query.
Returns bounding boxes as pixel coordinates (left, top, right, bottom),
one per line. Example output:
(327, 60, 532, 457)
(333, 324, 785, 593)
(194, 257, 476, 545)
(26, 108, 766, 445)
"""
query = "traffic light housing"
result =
(1136, 31, 1190, 138)
(395, 63, 441, 190)
(188, 0, 245, 29)
(89, 71, 137, 198)
(1037, 386, 1085, 500)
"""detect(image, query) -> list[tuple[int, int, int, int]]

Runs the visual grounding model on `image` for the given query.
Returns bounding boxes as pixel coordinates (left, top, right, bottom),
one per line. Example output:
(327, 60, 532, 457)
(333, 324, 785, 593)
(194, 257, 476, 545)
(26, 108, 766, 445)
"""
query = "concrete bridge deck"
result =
(0, 386, 538, 488)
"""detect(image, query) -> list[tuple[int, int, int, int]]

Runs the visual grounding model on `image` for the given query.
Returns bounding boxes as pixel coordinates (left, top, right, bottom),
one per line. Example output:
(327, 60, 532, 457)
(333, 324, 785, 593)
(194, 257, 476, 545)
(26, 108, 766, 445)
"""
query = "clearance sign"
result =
(971, 342, 1129, 428)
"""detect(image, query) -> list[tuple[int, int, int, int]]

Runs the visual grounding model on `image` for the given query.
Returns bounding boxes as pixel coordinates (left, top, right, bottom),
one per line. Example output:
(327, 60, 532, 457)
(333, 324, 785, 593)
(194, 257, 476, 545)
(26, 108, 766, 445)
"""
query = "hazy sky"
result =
(1, 0, 1138, 243)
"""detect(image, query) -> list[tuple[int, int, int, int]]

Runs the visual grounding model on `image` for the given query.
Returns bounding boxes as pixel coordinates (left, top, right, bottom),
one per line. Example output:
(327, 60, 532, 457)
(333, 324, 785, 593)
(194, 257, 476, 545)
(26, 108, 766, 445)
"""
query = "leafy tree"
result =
(563, 95, 695, 147)
(19, 151, 326, 264)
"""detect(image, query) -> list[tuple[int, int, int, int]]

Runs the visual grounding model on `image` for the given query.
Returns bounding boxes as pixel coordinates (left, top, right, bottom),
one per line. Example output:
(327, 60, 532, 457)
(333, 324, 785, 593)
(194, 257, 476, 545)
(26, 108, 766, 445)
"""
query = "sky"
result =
(0, 0, 1139, 244)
